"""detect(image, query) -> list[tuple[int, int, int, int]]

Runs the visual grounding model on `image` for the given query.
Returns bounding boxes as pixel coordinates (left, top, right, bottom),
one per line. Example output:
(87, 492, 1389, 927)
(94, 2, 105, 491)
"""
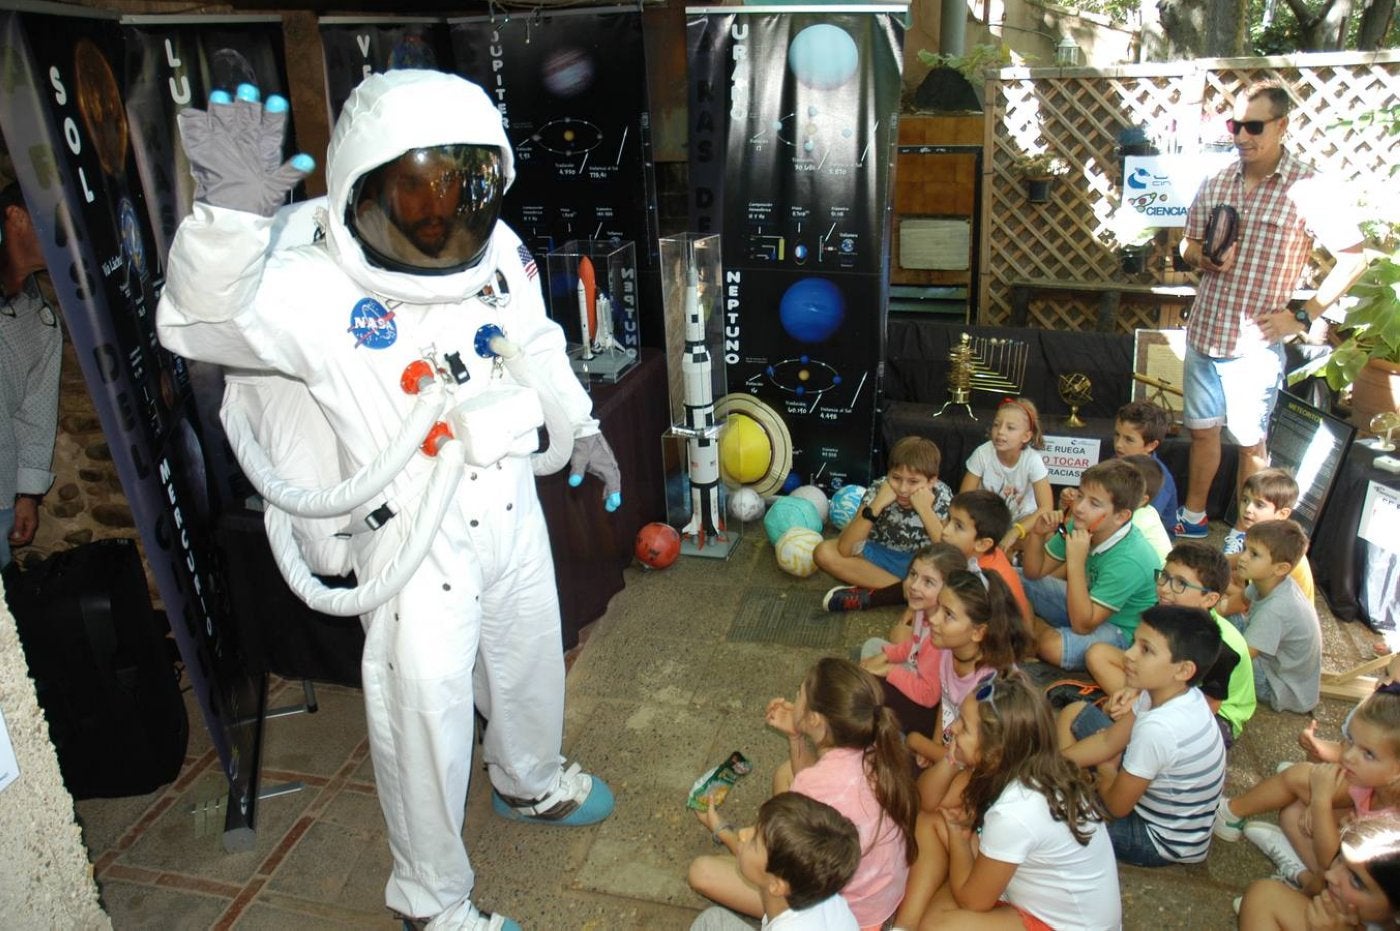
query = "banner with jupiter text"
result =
(687, 7, 903, 489)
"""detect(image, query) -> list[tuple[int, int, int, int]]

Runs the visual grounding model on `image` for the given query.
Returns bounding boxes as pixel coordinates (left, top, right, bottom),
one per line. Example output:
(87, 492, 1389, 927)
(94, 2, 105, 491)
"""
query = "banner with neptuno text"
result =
(687, 7, 902, 489)
(0, 9, 287, 843)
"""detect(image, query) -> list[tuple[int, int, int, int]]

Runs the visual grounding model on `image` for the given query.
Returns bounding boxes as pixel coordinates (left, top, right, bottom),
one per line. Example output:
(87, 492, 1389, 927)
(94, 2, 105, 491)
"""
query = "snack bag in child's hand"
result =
(686, 751, 752, 811)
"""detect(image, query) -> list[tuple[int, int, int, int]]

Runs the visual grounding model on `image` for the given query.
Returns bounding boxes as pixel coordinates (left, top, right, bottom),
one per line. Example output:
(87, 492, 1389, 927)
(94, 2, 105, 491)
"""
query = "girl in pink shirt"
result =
(689, 658, 918, 931)
(859, 543, 967, 736)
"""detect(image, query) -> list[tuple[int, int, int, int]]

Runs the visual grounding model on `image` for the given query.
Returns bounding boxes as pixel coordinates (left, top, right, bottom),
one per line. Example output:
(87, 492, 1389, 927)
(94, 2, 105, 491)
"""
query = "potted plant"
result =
(1109, 206, 1156, 275)
(1288, 248, 1400, 426)
(1011, 152, 1069, 204)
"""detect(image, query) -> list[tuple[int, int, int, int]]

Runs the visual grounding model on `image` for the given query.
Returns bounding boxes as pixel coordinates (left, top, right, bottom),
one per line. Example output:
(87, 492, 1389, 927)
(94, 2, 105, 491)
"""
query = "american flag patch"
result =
(517, 244, 538, 280)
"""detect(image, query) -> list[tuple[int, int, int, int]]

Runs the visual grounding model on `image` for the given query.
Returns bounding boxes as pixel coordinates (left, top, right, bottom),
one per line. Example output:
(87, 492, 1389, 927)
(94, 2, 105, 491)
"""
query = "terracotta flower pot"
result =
(1350, 358, 1400, 429)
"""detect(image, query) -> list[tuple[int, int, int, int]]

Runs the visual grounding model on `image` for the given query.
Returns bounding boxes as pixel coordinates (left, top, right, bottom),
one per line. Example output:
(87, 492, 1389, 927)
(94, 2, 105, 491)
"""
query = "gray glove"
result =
(568, 434, 623, 512)
(177, 84, 314, 217)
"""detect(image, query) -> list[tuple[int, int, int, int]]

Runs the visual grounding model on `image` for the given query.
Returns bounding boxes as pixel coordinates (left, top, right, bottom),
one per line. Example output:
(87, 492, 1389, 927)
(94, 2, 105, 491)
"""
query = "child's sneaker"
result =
(491, 761, 613, 826)
(1223, 528, 1246, 555)
(1213, 796, 1246, 841)
(1044, 678, 1107, 711)
(1174, 508, 1210, 539)
(400, 902, 519, 931)
(1244, 822, 1306, 887)
(823, 586, 872, 612)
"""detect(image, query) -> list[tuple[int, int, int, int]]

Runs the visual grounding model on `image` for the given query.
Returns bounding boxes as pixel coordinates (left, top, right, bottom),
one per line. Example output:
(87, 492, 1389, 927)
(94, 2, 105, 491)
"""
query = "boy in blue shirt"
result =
(1114, 400, 1178, 539)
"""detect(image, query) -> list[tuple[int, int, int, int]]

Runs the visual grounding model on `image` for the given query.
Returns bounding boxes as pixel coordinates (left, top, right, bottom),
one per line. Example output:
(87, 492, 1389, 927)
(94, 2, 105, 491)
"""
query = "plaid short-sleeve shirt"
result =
(1184, 149, 1360, 359)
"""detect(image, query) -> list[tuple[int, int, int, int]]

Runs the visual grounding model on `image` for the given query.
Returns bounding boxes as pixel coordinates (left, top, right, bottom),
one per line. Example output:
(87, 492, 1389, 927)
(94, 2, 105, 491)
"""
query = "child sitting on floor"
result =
(689, 658, 917, 930)
(1059, 605, 1227, 867)
(1237, 811, 1400, 929)
(1218, 467, 1317, 618)
(960, 398, 1053, 555)
(1113, 400, 1178, 538)
(814, 436, 952, 600)
(690, 793, 862, 931)
(1238, 519, 1322, 715)
(858, 543, 968, 737)
(1021, 459, 1162, 671)
(1214, 683, 1400, 895)
(898, 673, 1121, 931)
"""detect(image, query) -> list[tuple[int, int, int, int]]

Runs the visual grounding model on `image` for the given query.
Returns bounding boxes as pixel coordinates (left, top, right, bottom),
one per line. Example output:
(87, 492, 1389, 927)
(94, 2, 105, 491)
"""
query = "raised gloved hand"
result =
(568, 434, 622, 512)
(177, 83, 315, 217)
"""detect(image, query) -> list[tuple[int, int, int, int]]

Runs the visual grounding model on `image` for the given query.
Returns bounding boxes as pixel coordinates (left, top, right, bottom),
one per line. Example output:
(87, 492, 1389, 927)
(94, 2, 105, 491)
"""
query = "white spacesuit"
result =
(157, 71, 616, 929)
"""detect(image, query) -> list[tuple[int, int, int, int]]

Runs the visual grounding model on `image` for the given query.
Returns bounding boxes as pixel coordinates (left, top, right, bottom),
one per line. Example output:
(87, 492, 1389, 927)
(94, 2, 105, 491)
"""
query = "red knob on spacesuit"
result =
(421, 421, 454, 456)
(401, 360, 435, 395)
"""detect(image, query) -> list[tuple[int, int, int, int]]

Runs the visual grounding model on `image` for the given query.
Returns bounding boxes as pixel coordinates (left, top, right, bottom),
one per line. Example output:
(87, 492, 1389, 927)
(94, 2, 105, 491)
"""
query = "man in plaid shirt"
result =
(1173, 79, 1366, 538)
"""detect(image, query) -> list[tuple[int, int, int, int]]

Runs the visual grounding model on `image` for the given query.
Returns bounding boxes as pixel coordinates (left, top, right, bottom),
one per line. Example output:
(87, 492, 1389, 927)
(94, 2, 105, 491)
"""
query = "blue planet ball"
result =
(829, 484, 867, 530)
(787, 24, 859, 91)
(779, 277, 846, 344)
(782, 471, 802, 494)
(763, 495, 823, 545)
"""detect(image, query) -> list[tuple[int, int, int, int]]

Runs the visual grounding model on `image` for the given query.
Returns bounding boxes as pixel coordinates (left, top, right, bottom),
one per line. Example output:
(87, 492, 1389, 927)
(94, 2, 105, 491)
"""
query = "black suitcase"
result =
(3, 538, 189, 799)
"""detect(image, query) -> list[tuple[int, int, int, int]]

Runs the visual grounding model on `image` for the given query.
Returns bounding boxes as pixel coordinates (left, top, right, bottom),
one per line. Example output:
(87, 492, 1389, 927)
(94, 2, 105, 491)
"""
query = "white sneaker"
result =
(1213, 796, 1246, 841)
(1244, 822, 1306, 887)
(1276, 760, 1297, 775)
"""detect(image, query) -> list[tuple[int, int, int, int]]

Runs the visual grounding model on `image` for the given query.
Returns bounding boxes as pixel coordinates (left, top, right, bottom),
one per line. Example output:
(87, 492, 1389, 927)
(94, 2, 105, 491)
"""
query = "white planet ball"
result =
(775, 527, 823, 578)
(728, 486, 766, 522)
(829, 484, 867, 531)
(789, 485, 830, 525)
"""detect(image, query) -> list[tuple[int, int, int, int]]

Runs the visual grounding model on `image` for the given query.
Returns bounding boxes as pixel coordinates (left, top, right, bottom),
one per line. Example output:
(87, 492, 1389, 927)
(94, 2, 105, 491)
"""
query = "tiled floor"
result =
(77, 526, 1381, 929)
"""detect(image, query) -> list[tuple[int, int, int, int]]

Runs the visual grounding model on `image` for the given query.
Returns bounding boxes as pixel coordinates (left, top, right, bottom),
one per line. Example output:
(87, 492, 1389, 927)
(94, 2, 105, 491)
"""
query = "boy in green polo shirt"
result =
(1021, 459, 1162, 671)
(1086, 541, 1255, 748)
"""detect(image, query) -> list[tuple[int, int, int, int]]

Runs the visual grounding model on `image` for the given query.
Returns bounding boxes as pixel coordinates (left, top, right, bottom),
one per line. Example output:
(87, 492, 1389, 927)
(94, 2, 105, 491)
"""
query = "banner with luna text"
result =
(0, 9, 288, 844)
(687, 6, 903, 489)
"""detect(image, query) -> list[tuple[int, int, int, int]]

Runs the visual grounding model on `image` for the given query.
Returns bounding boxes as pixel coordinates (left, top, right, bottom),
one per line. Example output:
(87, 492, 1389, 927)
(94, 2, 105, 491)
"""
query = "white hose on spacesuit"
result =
(221, 382, 447, 519)
(262, 440, 468, 616)
(488, 334, 575, 476)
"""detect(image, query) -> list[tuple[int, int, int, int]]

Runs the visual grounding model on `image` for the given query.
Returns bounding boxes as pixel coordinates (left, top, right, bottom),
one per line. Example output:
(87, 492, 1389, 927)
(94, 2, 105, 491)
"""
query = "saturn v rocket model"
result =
(679, 261, 726, 549)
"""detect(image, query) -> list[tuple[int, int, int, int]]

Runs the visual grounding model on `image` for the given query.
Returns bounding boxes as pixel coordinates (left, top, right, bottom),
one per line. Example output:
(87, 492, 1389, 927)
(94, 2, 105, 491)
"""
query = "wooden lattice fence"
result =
(980, 51, 1400, 333)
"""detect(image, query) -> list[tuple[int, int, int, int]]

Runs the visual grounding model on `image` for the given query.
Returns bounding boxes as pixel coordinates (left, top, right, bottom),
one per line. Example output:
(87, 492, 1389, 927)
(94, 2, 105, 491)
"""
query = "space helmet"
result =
(348, 143, 505, 275)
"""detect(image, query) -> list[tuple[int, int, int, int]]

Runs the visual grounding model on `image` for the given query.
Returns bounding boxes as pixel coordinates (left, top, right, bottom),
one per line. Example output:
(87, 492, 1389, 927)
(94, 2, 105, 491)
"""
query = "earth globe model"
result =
(1057, 373, 1093, 428)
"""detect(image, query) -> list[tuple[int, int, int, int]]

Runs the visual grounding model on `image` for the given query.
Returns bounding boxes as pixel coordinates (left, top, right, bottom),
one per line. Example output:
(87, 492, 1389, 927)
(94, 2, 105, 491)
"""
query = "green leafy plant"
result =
(917, 44, 1012, 86)
(1290, 249, 1400, 390)
(1010, 151, 1070, 180)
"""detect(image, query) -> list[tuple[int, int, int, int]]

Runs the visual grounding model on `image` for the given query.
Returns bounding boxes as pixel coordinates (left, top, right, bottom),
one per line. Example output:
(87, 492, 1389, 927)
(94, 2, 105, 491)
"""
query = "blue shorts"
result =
(1183, 344, 1283, 447)
(857, 540, 915, 579)
(1022, 574, 1132, 670)
(1106, 808, 1173, 867)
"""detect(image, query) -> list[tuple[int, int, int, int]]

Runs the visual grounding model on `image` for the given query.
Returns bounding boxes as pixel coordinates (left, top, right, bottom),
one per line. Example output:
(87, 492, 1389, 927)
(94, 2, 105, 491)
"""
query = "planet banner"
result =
(320, 18, 454, 120)
(449, 8, 661, 348)
(686, 6, 903, 489)
(0, 9, 288, 845)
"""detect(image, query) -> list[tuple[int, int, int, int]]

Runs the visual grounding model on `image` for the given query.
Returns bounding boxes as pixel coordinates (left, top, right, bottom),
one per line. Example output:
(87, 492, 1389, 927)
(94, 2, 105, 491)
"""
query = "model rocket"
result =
(680, 260, 725, 548)
(577, 256, 597, 361)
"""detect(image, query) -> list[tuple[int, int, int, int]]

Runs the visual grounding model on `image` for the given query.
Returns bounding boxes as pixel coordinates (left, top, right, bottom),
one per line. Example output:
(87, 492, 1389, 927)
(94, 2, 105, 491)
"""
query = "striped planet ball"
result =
(775, 527, 823, 578)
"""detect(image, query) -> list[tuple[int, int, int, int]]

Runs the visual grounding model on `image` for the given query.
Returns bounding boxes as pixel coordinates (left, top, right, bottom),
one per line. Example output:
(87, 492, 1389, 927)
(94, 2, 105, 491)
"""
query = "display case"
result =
(543, 239, 640, 382)
(658, 233, 738, 558)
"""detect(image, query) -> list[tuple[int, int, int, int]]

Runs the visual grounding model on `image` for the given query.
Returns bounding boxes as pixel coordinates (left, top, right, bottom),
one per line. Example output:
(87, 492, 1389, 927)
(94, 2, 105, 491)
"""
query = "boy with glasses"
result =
(1174, 79, 1365, 541)
(1085, 541, 1256, 748)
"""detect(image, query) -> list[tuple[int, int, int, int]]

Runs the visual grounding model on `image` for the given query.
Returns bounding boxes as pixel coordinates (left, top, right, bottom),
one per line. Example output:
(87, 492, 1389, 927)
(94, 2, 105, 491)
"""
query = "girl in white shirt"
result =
(920, 673, 1122, 931)
(960, 399, 1052, 554)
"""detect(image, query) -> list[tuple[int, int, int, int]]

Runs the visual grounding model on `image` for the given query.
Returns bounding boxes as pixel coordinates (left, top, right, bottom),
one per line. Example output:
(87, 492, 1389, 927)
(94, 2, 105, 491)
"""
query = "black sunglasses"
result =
(1226, 117, 1281, 136)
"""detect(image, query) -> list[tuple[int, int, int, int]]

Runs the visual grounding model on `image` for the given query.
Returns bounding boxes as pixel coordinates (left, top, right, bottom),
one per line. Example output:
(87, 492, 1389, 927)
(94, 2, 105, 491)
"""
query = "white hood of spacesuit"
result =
(325, 70, 517, 304)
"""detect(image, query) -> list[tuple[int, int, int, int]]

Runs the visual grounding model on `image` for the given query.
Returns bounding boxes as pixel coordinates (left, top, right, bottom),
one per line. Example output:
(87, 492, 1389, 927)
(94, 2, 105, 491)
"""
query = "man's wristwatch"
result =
(861, 505, 879, 523)
(1293, 307, 1312, 328)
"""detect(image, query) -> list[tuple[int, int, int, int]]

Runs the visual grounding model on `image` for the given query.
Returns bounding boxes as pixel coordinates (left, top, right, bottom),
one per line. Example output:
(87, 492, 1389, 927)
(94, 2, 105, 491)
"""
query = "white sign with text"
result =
(1041, 435, 1104, 486)
(1122, 153, 1235, 229)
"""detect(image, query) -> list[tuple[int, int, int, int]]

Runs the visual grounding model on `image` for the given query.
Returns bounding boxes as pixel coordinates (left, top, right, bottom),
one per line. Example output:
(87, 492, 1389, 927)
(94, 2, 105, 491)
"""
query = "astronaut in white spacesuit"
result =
(157, 71, 619, 931)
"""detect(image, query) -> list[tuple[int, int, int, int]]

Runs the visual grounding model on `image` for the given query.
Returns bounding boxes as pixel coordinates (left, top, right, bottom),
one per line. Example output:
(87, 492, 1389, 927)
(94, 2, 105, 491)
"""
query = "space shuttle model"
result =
(679, 260, 726, 548)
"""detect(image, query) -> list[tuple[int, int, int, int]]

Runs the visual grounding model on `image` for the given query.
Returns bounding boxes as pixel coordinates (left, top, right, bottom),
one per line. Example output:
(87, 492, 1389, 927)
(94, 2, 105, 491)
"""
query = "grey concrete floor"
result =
(75, 523, 1379, 929)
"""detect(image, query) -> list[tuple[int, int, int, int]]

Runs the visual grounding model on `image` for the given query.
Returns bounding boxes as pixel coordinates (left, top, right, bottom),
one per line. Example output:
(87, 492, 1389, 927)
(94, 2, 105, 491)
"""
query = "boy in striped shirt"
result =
(1057, 605, 1227, 866)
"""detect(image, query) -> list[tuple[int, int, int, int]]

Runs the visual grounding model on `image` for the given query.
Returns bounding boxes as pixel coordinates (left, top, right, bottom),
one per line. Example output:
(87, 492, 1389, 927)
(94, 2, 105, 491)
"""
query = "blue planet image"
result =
(779, 277, 845, 343)
(788, 24, 859, 91)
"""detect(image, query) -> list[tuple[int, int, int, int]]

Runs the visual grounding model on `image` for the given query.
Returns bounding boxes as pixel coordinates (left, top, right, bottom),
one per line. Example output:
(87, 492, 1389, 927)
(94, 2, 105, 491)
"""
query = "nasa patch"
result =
(348, 297, 397, 349)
